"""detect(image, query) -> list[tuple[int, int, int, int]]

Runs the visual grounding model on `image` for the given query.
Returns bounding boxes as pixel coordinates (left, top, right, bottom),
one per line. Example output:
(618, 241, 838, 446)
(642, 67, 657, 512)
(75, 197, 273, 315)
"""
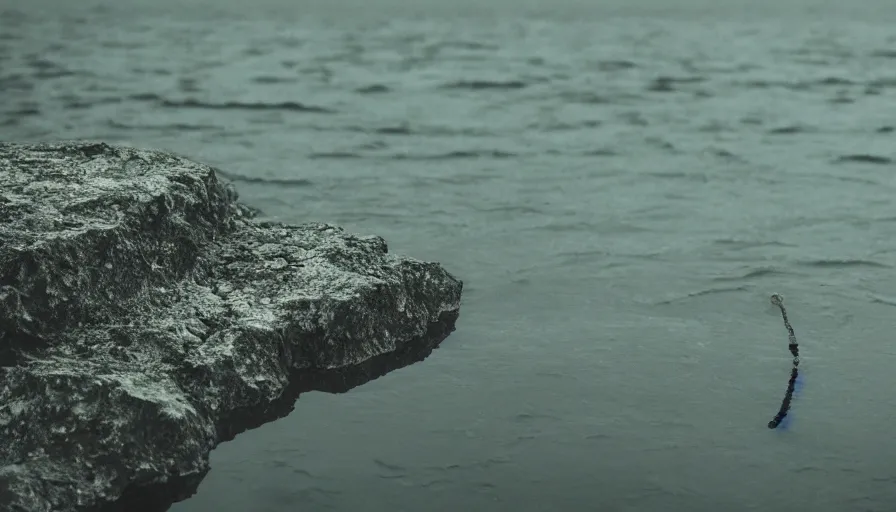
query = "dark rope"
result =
(767, 293, 800, 429)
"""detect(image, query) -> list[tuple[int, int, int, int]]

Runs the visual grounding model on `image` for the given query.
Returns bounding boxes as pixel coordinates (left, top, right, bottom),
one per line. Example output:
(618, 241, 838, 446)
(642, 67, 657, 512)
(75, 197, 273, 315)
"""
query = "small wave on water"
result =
(798, 258, 892, 269)
(392, 149, 519, 160)
(439, 79, 530, 90)
(766, 125, 815, 135)
(710, 267, 794, 282)
(355, 84, 391, 94)
(372, 125, 413, 135)
(251, 75, 300, 84)
(108, 120, 222, 132)
(594, 59, 638, 71)
(644, 75, 707, 93)
(735, 76, 859, 91)
(212, 168, 314, 188)
(867, 293, 896, 307)
(308, 149, 521, 160)
(652, 285, 751, 305)
(832, 154, 893, 165)
(127, 94, 336, 114)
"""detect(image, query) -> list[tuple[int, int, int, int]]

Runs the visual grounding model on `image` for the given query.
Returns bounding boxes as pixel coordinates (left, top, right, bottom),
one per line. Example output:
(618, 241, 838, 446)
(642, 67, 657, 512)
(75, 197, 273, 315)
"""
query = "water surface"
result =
(3, 1, 896, 510)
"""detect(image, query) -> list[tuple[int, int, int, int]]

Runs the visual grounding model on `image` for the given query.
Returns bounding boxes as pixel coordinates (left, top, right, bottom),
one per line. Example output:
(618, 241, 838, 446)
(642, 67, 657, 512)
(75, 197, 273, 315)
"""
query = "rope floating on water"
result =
(767, 293, 800, 429)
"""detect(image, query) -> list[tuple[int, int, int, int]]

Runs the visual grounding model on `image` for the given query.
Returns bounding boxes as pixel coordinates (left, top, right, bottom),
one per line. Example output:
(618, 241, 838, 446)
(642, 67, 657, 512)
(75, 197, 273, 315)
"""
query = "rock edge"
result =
(0, 141, 463, 512)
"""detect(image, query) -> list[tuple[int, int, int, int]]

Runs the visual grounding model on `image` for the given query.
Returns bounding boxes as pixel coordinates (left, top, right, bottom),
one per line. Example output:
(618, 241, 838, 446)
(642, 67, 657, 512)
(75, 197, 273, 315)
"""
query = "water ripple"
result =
(392, 150, 519, 160)
(653, 285, 750, 305)
(440, 79, 530, 90)
(832, 154, 893, 165)
(800, 258, 891, 269)
(160, 98, 335, 113)
(213, 169, 313, 187)
(868, 294, 896, 307)
(711, 267, 793, 282)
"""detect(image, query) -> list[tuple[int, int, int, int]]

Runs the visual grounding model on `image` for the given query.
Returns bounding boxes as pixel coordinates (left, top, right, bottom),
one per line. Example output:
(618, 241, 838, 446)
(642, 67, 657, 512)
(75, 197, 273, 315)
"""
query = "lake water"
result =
(3, 1, 896, 510)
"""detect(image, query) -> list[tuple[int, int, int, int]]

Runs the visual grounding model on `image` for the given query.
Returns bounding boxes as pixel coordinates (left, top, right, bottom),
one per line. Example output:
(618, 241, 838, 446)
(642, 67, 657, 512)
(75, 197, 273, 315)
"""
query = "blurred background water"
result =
(3, 0, 896, 510)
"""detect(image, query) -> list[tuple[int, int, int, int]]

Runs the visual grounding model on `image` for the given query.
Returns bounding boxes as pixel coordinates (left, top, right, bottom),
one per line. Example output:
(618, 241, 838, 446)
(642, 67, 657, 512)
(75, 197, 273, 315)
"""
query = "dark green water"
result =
(3, 1, 896, 510)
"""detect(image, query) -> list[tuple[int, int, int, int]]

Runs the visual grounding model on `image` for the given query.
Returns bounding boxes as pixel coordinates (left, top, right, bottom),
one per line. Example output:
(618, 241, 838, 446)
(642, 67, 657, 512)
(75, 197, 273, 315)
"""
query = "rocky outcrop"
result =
(0, 142, 463, 512)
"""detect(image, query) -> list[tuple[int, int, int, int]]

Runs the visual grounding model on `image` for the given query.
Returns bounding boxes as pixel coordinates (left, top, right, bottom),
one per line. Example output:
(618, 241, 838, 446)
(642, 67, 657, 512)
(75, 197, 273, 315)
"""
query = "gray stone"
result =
(0, 142, 463, 512)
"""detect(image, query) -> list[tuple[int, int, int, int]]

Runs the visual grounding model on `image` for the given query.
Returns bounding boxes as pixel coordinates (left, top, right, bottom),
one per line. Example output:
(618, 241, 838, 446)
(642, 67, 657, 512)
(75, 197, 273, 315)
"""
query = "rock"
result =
(0, 142, 463, 512)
